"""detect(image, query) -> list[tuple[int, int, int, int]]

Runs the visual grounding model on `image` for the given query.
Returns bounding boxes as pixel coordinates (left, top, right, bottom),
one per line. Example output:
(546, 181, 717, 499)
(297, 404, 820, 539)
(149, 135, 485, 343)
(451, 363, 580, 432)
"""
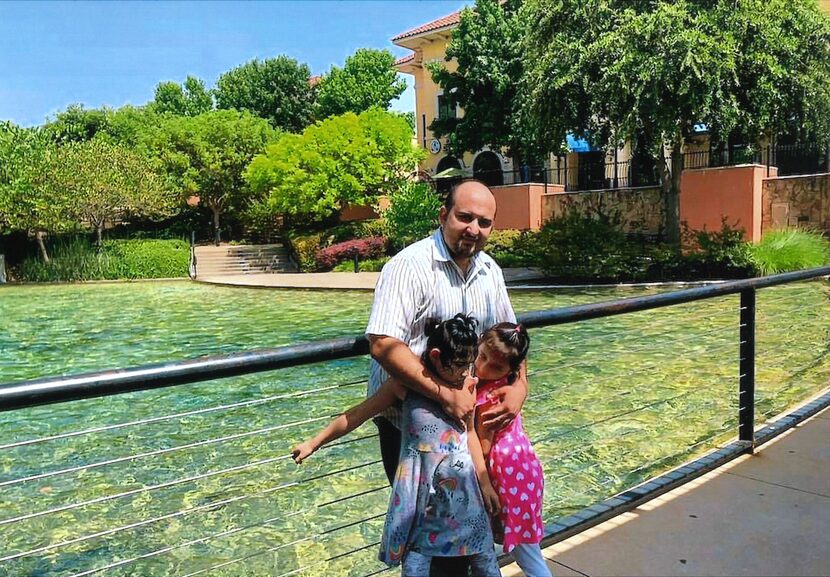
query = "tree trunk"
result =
(658, 142, 683, 246)
(212, 207, 221, 246)
(35, 230, 50, 263)
(96, 222, 104, 248)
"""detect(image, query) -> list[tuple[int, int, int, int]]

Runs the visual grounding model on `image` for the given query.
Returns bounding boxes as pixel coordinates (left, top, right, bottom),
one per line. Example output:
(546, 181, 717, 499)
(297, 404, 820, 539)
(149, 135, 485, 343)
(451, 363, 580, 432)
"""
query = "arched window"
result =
(436, 155, 462, 173)
(473, 151, 503, 187)
(435, 156, 463, 194)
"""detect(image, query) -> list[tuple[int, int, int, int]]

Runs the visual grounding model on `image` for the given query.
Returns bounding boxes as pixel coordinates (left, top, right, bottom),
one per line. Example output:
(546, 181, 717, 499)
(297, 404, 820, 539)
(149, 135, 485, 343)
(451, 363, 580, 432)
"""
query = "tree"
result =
(148, 110, 278, 244)
(45, 104, 111, 144)
(152, 75, 213, 116)
(0, 123, 76, 261)
(315, 48, 406, 119)
(50, 139, 176, 246)
(428, 0, 540, 169)
(522, 0, 830, 244)
(214, 56, 315, 132)
(245, 108, 424, 222)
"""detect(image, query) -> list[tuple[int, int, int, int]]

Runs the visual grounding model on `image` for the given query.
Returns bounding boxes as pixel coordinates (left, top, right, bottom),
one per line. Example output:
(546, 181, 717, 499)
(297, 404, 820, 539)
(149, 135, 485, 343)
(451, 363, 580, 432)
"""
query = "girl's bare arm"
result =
(292, 379, 405, 464)
(466, 413, 500, 515)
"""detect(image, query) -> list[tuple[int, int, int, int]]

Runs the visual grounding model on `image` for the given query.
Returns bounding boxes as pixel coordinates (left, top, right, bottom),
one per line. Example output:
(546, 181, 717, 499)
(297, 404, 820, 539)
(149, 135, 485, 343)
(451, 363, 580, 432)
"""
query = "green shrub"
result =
(679, 220, 757, 279)
(17, 237, 189, 282)
(748, 228, 830, 275)
(485, 229, 539, 268)
(380, 182, 441, 249)
(102, 239, 190, 279)
(333, 256, 390, 272)
(534, 208, 642, 282)
(286, 232, 324, 272)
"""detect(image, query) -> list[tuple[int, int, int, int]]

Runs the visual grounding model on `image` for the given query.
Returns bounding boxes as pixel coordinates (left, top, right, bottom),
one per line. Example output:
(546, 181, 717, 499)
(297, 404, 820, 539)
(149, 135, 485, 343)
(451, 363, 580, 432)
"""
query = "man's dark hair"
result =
(443, 179, 493, 210)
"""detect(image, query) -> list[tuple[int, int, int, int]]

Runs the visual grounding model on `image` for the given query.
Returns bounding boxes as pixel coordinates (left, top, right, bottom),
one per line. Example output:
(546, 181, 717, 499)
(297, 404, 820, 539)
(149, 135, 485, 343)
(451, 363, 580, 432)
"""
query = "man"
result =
(365, 179, 528, 576)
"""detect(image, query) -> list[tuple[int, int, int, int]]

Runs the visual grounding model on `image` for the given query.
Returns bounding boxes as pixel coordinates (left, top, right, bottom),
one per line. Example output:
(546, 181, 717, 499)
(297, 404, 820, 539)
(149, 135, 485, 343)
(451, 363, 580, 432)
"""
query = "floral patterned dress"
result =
(379, 391, 495, 565)
(476, 376, 545, 552)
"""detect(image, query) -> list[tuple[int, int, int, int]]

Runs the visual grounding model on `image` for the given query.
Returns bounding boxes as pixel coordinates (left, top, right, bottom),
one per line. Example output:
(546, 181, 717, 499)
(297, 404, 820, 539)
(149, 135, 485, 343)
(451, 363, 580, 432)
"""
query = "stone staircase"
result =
(193, 243, 297, 277)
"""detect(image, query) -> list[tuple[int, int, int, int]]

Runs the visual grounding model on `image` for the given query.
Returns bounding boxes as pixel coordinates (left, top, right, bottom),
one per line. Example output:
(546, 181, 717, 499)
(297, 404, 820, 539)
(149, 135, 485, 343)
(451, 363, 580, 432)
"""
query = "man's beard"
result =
(449, 237, 481, 258)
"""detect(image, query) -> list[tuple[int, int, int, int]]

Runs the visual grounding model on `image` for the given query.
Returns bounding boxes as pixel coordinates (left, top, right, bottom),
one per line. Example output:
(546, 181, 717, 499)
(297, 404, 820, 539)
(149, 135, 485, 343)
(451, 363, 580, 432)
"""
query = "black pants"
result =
(375, 416, 472, 577)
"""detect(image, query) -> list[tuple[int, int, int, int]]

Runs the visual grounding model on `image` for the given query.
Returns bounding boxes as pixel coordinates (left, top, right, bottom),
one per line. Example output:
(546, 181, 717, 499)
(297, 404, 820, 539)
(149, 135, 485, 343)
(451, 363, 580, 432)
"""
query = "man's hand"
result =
(439, 374, 477, 423)
(479, 378, 527, 431)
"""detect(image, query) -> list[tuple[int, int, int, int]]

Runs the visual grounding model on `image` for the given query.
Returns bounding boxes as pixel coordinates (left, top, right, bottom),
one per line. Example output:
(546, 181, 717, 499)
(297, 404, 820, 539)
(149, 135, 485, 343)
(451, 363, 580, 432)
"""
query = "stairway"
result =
(193, 243, 297, 277)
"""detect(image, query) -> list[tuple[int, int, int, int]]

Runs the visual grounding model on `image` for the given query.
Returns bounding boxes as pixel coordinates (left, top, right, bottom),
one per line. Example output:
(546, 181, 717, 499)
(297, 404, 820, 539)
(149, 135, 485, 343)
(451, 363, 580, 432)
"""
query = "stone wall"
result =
(541, 186, 664, 234)
(762, 173, 830, 233)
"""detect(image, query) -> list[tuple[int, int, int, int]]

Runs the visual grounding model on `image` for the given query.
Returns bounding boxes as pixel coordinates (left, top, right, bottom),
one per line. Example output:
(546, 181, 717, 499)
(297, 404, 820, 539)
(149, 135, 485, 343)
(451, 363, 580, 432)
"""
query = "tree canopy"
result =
(146, 110, 279, 244)
(214, 55, 315, 132)
(315, 48, 407, 119)
(245, 108, 424, 221)
(429, 0, 539, 166)
(521, 0, 830, 243)
(0, 123, 75, 261)
(50, 139, 176, 245)
(152, 75, 213, 116)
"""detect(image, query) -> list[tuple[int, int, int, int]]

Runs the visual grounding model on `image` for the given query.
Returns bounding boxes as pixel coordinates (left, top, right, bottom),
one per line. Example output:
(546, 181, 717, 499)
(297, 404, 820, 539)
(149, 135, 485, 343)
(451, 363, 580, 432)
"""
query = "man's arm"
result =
(369, 335, 476, 422)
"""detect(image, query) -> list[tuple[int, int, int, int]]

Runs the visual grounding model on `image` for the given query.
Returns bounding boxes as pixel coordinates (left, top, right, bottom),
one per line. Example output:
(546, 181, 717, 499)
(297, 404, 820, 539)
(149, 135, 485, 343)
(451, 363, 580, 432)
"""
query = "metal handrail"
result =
(3, 266, 828, 412)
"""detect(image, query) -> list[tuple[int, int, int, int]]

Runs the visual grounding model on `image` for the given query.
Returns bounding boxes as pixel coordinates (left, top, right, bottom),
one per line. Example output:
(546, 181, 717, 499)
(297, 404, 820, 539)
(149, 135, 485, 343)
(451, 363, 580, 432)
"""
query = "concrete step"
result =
(193, 242, 296, 276)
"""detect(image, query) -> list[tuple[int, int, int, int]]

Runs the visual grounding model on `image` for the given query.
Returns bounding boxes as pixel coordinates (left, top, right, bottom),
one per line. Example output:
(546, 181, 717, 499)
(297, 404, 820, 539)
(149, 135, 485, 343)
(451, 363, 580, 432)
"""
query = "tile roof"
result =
(394, 53, 416, 66)
(391, 11, 460, 41)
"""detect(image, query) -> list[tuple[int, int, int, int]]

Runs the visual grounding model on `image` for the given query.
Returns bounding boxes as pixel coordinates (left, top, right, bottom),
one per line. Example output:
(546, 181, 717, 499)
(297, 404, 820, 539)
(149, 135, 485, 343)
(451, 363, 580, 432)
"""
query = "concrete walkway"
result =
(503, 404, 830, 577)
(195, 267, 546, 290)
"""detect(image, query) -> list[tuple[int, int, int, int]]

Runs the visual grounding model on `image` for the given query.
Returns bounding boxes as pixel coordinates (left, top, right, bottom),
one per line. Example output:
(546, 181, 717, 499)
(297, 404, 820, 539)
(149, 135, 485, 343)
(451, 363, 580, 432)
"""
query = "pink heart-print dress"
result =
(476, 376, 545, 552)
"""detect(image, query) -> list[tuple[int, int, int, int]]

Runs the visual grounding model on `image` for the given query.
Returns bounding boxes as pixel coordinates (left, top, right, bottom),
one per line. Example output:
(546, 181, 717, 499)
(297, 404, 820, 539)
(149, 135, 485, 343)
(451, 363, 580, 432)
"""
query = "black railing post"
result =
(739, 288, 756, 452)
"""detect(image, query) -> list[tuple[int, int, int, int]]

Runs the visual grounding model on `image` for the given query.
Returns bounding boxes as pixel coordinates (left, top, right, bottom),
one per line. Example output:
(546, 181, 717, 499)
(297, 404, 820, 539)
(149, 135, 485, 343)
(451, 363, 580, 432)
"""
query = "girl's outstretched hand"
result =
(292, 441, 315, 464)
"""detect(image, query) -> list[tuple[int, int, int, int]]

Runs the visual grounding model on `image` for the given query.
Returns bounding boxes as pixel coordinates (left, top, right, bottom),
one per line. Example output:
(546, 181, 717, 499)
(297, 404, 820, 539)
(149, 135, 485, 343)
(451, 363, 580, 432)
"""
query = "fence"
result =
(2, 268, 830, 576)
(458, 143, 830, 193)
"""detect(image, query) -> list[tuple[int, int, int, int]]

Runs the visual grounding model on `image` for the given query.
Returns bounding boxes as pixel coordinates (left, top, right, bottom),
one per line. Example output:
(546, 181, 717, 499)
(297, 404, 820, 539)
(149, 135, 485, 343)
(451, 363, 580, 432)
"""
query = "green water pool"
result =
(1, 280, 828, 577)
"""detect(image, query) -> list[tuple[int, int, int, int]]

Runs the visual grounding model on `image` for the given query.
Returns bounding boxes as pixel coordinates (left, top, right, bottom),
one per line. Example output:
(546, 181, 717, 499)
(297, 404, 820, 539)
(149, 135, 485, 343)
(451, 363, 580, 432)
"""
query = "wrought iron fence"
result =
(450, 142, 829, 193)
(2, 268, 830, 576)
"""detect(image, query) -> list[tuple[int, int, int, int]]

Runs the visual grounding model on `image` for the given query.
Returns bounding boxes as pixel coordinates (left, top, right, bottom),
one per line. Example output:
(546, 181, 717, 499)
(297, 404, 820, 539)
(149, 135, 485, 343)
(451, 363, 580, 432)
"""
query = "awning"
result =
(433, 167, 470, 179)
(566, 133, 594, 152)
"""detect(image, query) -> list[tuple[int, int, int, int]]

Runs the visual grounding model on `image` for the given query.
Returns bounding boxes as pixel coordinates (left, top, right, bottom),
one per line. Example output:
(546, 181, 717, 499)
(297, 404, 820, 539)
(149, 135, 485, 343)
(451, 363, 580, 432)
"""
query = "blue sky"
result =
(0, 0, 465, 127)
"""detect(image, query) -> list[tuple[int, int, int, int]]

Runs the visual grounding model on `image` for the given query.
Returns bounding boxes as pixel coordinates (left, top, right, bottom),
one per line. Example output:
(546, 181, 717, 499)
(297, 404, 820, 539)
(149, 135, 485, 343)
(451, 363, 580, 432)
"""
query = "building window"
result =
(437, 94, 456, 121)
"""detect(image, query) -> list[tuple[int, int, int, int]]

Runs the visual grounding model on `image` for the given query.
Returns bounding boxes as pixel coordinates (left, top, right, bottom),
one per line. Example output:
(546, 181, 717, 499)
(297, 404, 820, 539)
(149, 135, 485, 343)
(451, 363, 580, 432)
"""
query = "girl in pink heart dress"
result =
(475, 322, 552, 577)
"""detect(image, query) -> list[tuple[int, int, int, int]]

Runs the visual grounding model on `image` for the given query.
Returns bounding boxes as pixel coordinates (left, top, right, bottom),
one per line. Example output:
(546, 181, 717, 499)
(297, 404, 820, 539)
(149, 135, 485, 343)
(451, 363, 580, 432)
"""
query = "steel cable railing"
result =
(0, 377, 369, 452)
(0, 441, 385, 564)
(2, 268, 829, 577)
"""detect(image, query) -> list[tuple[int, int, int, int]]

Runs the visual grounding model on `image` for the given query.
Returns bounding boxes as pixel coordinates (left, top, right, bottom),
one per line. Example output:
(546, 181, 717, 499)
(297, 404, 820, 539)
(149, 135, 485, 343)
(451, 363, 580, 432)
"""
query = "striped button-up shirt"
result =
(365, 228, 517, 428)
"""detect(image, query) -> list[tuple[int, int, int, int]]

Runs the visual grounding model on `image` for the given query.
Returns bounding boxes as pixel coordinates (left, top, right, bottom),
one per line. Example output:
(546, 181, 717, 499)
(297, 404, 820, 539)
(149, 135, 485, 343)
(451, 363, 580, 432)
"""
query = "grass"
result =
(748, 228, 830, 275)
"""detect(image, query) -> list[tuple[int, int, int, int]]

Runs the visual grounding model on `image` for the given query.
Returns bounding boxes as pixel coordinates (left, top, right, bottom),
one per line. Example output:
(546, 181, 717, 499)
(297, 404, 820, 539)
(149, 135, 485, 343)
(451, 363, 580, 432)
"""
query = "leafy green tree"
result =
(0, 123, 76, 261)
(315, 48, 406, 119)
(50, 139, 176, 246)
(152, 75, 213, 116)
(245, 108, 424, 222)
(214, 55, 315, 132)
(380, 181, 442, 249)
(45, 104, 111, 144)
(522, 0, 830, 244)
(429, 0, 540, 168)
(148, 110, 278, 244)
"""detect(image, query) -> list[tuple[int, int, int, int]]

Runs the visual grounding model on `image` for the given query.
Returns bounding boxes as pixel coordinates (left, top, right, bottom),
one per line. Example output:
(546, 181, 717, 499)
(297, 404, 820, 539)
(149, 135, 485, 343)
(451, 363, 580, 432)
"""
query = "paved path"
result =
(195, 267, 546, 290)
(503, 403, 830, 577)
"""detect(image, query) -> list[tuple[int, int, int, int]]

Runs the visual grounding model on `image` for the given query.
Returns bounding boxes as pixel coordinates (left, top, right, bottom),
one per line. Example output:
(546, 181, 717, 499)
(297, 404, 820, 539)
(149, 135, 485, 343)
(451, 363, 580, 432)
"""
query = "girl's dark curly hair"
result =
(480, 322, 530, 382)
(421, 313, 479, 370)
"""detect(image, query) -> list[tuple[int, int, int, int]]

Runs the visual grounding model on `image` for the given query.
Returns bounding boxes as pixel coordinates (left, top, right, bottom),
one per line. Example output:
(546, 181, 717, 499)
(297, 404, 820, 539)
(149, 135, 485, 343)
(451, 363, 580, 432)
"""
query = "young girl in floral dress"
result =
(475, 322, 552, 577)
(292, 314, 501, 577)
